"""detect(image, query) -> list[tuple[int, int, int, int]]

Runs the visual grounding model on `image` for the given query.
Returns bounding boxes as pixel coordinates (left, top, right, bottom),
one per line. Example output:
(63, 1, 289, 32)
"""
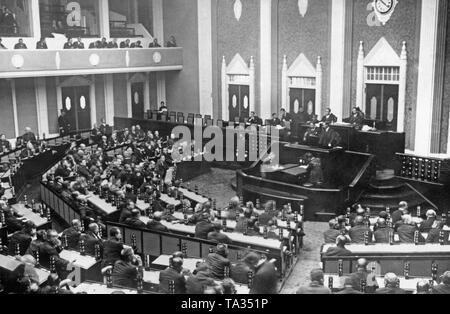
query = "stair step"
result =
(361, 189, 419, 201)
(368, 179, 405, 191)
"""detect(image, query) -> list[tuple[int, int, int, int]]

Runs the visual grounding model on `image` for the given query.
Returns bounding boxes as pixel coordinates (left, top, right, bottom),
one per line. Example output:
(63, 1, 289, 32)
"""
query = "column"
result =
(221, 56, 228, 121)
(281, 55, 288, 110)
(90, 76, 97, 127)
(249, 56, 255, 114)
(356, 41, 365, 111)
(34, 78, 49, 138)
(415, 0, 440, 155)
(131, 0, 139, 24)
(197, 0, 213, 116)
(30, 0, 41, 39)
(329, 0, 347, 122)
(398, 42, 407, 133)
(315, 56, 323, 116)
(152, 0, 164, 41)
(11, 80, 19, 138)
(55, 77, 62, 112)
(126, 74, 132, 118)
(99, 0, 110, 38)
(104, 74, 115, 125)
(156, 73, 166, 107)
(144, 73, 151, 112)
(260, 0, 272, 120)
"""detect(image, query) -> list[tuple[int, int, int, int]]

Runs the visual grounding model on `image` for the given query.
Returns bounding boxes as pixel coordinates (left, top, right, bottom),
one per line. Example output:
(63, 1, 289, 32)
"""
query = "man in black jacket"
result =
(250, 255, 279, 294)
(159, 257, 186, 293)
(397, 215, 425, 243)
(349, 216, 372, 244)
(112, 247, 142, 288)
(61, 219, 82, 250)
(323, 219, 341, 243)
(146, 211, 170, 233)
(102, 227, 124, 267)
(431, 271, 450, 294)
(373, 218, 393, 243)
(207, 222, 231, 244)
(375, 273, 406, 294)
(124, 209, 146, 229)
(8, 221, 36, 256)
(324, 235, 352, 257)
(194, 213, 215, 239)
(206, 244, 230, 280)
(58, 110, 70, 135)
(80, 223, 103, 256)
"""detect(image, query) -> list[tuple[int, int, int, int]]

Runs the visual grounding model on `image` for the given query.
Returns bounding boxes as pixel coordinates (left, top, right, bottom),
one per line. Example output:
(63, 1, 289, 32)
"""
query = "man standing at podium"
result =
(318, 122, 341, 148)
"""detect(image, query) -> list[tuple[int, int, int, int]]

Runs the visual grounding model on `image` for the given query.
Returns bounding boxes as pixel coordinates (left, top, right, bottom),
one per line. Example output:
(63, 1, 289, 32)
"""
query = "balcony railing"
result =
(0, 47, 183, 78)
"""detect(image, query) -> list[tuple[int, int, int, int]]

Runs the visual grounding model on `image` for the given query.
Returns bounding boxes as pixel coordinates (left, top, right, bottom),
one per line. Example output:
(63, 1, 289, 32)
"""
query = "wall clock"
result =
(372, 0, 398, 25)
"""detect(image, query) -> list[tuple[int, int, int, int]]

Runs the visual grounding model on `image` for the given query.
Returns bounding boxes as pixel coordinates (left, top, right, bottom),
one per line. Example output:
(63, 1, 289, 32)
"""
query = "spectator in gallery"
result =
(131, 40, 143, 48)
(108, 38, 118, 48)
(63, 37, 73, 49)
(14, 38, 27, 49)
(36, 37, 48, 49)
(321, 108, 338, 124)
(0, 37, 6, 49)
(166, 35, 177, 47)
(149, 37, 161, 48)
(0, 134, 11, 152)
(120, 39, 130, 48)
(269, 113, 281, 126)
(73, 37, 85, 49)
(100, 37, 108, 49)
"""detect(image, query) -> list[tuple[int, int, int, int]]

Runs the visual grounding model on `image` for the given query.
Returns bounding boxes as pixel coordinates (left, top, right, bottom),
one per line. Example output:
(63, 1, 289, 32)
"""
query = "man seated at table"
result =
(324, 235, 352, 257)
(269, 113, 281, 126)
(349, 258, 378, 293)
(280, 108, 292, 124)
(431, 271, 450, 294)
(102, 227, 125, 268)
(396, 215, 425, 243)
(194, 212, 215, 239)
(207, 222, 231, 244)
(318, 122, 341, 148)
(373, 218, 393, 243)
(323, 219, 341, 244)
(112, 247, 142, 288)
(206, 244, 230, 280)
(80, 223, 103, 256)
(146, 211, 170, 233)
(375, 273, 406, 294)
(303, 122, 321, 145)
(185, 262, 215, 294)
(419, 209, 437, 233)
(1, 201, 24, 233)
(119, 200, 135, 224)
(224, 196, 243, 221)
(334, 276, 364, 294)
(235, 206, 255, 234)
(124, 209, 146, 229)
(248, 111, 263, 125)
(250, 254, 279, 295)
(392, 201, 409, 225)
(296, 269, 331, 294)
(39, 230, 70, 275)
(426, 217, 450, 244)
(321, 108, 338, 124)
(14, 38, 27, 49)
(159, 257, 186, 294)
(349, 216, 372, 244)
(344, 107, 364, 130)
(8, 221, 36, 256)
(61, 219, 82, 250)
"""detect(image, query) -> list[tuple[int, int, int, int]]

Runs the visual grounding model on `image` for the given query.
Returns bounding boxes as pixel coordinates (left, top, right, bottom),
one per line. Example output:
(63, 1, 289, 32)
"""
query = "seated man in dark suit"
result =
(373, 218, 393, 243)
(303, 122, 321, 145)
(318, 122, 341, 148)
(391, 201, 409, 225)
(321, 108, 338, 124)
(149, 38, 161, 48)
(159, 257, 186, 293)
(194, 213, 215, 239)
(206, 244, 230, 280)
(36, 37, 48, 49)
(146, 211, 170, 233)
(38, 230, 70, 275)
(248, 111, 262, 125)
(14, 38, 27, 49)
(80, 223, 103, 256)
(8, 221, 36, 256)
(324, 235, 352, 257)
(279, 108, 292, 124)
(2, 203, 24, 233)
(269, 113, 281, 126)
(296, 268, 331, 294)
(250, 255, 279, 294)
(120, 39, 130, 48)
(323, 219, 341, 244)
(431, 271, 450, 294)
(349, 216, 372, 244)
(335, 277, 363, 294)
(102, 227, 124, 267)
(426, 218, 450, 244)
(63, 37, 73, 49)
(419, 209, 437, 233)
(61, 219, 82, 250)
(349, 258, 378, 293)
(344, 107, 364, 130)
(112, 247, 142, 288)
(207, 222, 231, 244)
(230, 253, 258, 284)
(396, 215, 425, 243)
(375, 273, 406, 294)
(124, 209, 147, 229)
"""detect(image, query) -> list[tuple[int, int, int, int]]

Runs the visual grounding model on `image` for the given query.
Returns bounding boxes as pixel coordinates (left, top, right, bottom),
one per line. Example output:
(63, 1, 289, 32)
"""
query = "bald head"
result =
(153, 211, 163, 221)
(384, 273, 399, 288)
(356, 258, 367, 270)
(354, 216, 364, 225)
(377, 218, 386, 227)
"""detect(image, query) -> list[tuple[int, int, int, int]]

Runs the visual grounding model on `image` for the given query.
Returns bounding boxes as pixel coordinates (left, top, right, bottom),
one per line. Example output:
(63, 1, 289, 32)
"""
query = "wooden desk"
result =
(151, 254, 203, 272)
(324, 274, 435, 292)
(87, 193, 119, 215)
(71, 282, 140, 294)
(11, 203, 50, 228)
(60, 250, 101, 285)
(177, 188, 209, 205)
(0, 254, 50, 285)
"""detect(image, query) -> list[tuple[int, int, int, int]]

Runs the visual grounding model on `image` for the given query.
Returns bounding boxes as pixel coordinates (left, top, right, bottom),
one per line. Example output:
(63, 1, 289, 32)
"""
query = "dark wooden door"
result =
(131, 82, 144, 120)
(366, 84, 398, 130)
(61, 86, 91, 131)
(290, 88, 315, 116)
(229, 84, 250, 122)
